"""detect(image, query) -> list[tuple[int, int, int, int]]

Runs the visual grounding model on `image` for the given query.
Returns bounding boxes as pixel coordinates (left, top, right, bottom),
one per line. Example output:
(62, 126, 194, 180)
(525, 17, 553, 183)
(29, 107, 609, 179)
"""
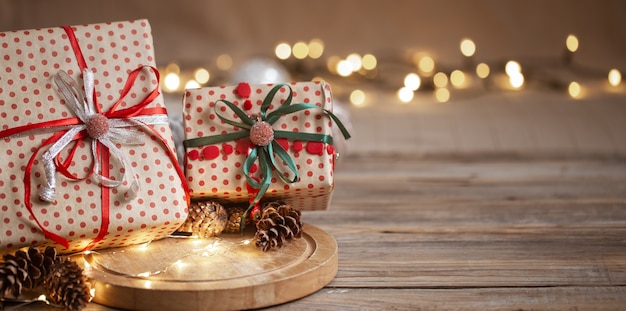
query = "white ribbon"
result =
(39, 69, 169, 202)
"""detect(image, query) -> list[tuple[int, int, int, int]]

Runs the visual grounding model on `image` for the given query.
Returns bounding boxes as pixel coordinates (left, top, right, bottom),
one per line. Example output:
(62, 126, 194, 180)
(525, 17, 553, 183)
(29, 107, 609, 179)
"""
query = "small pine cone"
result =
(224, 206, 248, 233)
(255, 202, 303, 252)
(44, 258, 90, 311)
(178, 200, 228, 237)
(0, 246, 59, 299)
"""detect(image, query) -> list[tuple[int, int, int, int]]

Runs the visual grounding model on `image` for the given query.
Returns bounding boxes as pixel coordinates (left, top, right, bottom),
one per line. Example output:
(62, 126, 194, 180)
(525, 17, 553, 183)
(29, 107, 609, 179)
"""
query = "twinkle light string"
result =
(81, 237, 255, 280)
(160, 35, 623, 105)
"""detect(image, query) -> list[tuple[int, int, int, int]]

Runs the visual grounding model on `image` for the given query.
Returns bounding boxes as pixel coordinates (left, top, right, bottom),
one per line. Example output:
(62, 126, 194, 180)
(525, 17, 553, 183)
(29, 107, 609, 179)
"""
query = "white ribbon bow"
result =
(39, 68, 169, 202)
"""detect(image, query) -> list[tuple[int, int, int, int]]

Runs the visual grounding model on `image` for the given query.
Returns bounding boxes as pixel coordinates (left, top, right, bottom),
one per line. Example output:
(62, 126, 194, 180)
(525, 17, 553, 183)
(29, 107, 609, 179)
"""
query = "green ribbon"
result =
(184, 84, 351, 230)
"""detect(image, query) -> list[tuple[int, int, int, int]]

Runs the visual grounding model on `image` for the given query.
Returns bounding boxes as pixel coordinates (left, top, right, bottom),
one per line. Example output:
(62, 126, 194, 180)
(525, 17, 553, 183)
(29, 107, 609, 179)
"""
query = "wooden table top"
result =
(5, 154, 626, 310)
(273, 155, 626, 310)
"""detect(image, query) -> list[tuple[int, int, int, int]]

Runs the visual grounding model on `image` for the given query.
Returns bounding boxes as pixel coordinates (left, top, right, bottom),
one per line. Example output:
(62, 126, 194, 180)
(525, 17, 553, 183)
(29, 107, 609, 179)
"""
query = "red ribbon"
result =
(0, 25, 189, 250)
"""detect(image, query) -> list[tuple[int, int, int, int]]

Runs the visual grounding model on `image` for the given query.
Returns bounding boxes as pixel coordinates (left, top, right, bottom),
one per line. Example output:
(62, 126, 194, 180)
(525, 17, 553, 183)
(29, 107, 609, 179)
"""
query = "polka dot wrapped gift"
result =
(183, 82, 350, 222)
(0, 20, 189, 254)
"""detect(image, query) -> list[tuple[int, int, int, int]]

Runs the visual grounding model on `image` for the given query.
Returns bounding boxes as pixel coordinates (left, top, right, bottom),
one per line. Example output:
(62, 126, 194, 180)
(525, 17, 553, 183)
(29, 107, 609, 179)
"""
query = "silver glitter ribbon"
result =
(38, 69, 169, 202)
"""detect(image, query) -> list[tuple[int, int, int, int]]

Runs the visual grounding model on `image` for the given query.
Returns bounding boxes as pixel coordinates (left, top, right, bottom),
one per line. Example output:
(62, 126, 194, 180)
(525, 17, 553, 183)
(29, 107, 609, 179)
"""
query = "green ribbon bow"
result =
(184, 84, 351, 230)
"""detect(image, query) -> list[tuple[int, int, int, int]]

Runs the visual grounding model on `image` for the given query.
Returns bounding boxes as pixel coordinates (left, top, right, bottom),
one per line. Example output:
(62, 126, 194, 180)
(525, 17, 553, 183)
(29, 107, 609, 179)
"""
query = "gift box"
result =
(183, 82, 349, 212)
(0, 20, 188, 253)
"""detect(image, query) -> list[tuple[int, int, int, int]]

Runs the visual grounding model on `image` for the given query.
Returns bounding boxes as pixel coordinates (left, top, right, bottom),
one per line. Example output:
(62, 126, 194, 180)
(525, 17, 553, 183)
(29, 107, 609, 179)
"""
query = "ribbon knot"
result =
(0, 24, 189, 250)
(184, 83, 351, 230)
(38, 68, 150, 203)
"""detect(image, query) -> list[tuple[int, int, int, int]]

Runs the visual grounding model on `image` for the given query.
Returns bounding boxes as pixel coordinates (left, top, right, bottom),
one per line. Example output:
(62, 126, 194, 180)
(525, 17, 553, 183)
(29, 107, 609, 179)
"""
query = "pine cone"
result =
(178, 200, 228, 237)
(255, 202, 303, 252)
(223, 206, 248, 233)
(43, 258, 90, 311)
(0, 246, 58, 299)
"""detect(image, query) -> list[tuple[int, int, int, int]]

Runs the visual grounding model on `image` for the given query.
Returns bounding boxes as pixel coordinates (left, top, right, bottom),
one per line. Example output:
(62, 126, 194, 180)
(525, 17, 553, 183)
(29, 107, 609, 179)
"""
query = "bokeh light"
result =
(194, 68, 210, 84)
(418, 56, 435, 75)
(275, 42, 291, 60)
(337, 60, 353, 77)
(185, 80, 200, 90)
(568, 81, 582, 98)
(404, 73, 421, 91)
(566, 34, 579, 53)
(433, 72, 448, 88)
(460, 38, 476, 57)
(362, 54, 377, 70)
(434, 88, 450, 103)
(476, 63, 490, 78)
(308, 39, 324, 59)
(397, 87, 414, 103)
(216, 54, 233, 71)
(350, 89, 366, 106)
(292, 41, 309, 60)
(450, 70, 466, 88)
(164, 73, 180, 92)
(346, 53, 363, 72)
(608, 69, 622, 87)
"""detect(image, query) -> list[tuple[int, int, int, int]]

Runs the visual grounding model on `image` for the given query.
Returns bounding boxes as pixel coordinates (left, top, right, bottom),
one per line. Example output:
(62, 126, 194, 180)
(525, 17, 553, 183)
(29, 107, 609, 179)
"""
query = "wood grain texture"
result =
(292, 155, 626, 310)
(5, 155, 625, 310)
(79, 224, 337, 311)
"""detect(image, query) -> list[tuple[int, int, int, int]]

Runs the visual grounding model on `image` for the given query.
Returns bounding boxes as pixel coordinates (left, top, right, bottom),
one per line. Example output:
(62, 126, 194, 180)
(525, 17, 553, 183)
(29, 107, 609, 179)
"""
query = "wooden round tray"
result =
(77, 224, 337, 310)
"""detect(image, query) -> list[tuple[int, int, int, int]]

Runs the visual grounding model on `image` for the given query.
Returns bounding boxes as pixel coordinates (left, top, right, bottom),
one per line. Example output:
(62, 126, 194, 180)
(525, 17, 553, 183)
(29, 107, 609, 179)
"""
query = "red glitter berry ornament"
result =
(249, 121, 274, 146)
(85, 113, 109, 139)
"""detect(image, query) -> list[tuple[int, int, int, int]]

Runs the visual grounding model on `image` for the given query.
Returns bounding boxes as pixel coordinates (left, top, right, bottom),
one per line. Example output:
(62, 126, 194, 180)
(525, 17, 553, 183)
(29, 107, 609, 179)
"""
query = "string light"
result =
(337, 60, 353, 77)
(509, 72, 524, 89)
(185, 80, 201, 89)
(433, 72, 448, 88)
(350, 89, 366, 106)
(505, 60, 524, 89)
(418, 56, 435, 75)
(137, 272, 151, 278)
(327, 56, 341, 74)
(404, 73, 421, 91)
(216, 54, 233, 71)
(163, 73, 180, 92)
(138, 242, 150, 251)
(165, 63, 180, 75)
(155, 33, 619, 104)
(505, 60, 522, 76)
(275, 42, 291, 60)
(566, 34, 579, 53)
(476, 63, 490, 78)
(292, 41, 309, 60)
(346, 53, 363, 72)
(460, 38, 476, 57)
(608, 69, 622, 87)
(568, 81, 582, 98)
(450, 70, 466, 88)
(361, 54, 377, 70)
(397, 87, 414, 103)
(434, 88, 450, 103)
(308, 39, 325, 59)
(194, 68, 210, 84)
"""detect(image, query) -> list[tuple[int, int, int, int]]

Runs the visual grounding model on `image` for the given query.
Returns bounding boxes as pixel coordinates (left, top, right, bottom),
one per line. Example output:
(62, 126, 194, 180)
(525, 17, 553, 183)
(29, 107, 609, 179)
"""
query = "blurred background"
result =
(2, 0, 625, 158)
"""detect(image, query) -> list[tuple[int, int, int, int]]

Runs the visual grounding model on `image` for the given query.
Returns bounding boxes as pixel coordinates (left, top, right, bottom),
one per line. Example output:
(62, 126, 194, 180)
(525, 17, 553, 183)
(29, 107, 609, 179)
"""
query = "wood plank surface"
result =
(282, 155, 626, 310)
(4, 155, 625, 310)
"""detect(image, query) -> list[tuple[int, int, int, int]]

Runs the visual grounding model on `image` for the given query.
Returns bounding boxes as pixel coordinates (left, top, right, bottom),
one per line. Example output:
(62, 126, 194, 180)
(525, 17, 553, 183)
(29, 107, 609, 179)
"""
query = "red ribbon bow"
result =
(0, 25, 189, 250)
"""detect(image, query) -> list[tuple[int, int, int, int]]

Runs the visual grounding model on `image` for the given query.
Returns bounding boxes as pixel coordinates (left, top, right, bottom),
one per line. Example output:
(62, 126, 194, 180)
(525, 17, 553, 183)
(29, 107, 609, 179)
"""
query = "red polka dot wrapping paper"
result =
(183, 82, 336, 211)
(0, 20, 188, 254)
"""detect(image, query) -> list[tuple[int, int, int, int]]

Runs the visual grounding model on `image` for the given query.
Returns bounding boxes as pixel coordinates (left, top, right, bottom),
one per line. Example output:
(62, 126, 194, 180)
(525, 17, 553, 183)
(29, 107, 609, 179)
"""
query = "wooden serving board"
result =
(76, 224, 337, 311)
